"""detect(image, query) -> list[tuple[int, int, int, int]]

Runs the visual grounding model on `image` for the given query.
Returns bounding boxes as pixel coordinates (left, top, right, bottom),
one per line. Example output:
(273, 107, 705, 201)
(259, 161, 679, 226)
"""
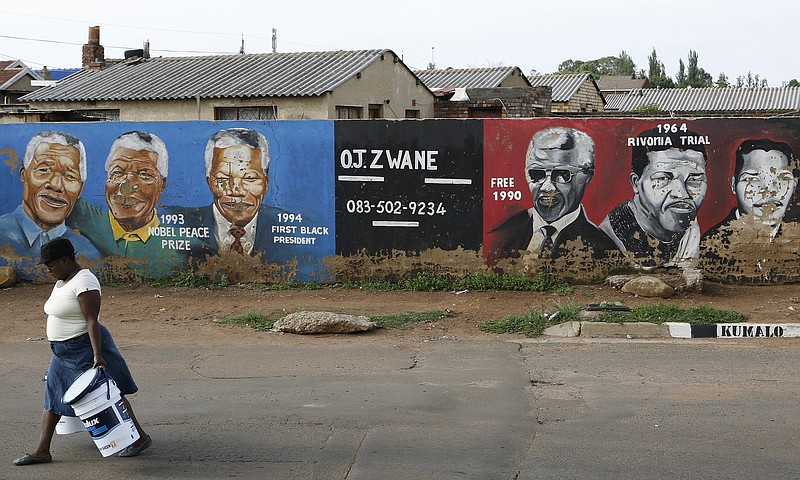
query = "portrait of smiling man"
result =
(105, 131, 167, 236)
(488, 126, 617, 262)
(204, 128, 270, 255)
(167, 128, 287, 263)
(0, 131, 100, 279)
(600, 127, 708, 268)
(67, 131, 191, 277)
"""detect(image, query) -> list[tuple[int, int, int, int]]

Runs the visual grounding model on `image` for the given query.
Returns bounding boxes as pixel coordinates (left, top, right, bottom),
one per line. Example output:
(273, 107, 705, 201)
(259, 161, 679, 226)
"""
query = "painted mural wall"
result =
(0, 118, 798, 285)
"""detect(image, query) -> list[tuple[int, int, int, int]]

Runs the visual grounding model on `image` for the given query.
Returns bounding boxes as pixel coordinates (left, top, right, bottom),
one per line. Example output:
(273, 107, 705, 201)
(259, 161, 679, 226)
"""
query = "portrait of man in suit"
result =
(488, 126, 617, 261)
(180, 127, 298, 267)
(205, 127, 270, 255)
(0, 131, 100, 278)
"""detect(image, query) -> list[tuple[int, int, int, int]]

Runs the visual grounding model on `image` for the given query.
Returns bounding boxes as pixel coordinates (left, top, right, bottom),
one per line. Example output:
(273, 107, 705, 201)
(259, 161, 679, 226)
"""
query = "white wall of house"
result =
(498, 71, 531, 88)
(29, 96, 331, 121)
(327, 51, 434, 119)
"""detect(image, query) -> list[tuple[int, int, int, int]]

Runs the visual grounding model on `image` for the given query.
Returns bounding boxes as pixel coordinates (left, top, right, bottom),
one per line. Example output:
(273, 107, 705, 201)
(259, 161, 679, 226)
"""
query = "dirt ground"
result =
(3, 279, 800, 348)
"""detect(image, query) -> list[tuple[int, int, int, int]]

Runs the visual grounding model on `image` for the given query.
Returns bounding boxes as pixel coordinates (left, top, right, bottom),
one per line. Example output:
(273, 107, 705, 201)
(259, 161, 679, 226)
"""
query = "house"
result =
(604, 86, 800, 116)
(527, 73, 605, 113)
(414, 66, 531, 93)
(597, 75, 650, 96)
(1, 60, 41, 108)
(414, 66, 549, 118)
(20, 49, 434, 121)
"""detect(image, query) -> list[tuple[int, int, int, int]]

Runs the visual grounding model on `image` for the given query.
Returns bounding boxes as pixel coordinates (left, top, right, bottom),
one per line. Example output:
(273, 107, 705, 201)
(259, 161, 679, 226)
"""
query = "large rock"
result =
(273, 311, 377, 334)
(621, 276, 675, 298)
(0, 266, 17, 288)
(543, 321, 581, 337)
(605, 274, 637, 290)
(681, 267, 704, 293)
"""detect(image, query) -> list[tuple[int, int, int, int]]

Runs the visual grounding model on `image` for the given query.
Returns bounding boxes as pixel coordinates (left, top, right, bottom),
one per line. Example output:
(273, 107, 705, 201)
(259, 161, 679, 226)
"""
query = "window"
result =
(78, 109, 120, 121)
(404, 109, 420, 119)
(468, 107, 502, 118)
(336, 106, 362, 119)
(215, 106, 277, 120)
(368, 104, 383, 119)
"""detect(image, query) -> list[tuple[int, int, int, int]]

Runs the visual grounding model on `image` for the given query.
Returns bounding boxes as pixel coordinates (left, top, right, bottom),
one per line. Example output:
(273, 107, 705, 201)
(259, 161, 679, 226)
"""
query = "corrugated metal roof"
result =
(605, 87, 800, 112)
(21, 49, 393, 102)
(414, 67, 529, 90)
(527, 73, 597, 102)
(597, 75, 649, 91)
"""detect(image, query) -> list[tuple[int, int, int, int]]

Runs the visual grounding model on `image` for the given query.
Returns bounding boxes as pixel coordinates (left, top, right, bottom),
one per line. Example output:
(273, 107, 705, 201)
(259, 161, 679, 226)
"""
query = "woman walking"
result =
(13, 237, 151, 465)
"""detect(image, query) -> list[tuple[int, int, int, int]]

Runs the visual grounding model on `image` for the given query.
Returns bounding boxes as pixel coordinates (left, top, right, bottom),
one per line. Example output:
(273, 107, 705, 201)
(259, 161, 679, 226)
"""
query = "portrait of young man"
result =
(705, 139, 798, 240)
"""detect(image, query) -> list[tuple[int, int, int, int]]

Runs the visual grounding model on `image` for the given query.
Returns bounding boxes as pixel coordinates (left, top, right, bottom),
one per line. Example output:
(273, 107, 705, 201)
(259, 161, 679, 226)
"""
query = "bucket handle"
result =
(97, 368, 112, 400)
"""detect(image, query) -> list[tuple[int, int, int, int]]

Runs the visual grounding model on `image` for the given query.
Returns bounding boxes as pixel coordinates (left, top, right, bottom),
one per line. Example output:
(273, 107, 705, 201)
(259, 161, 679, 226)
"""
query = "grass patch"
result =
(370, 310, 456, 330)
(346, 272, 572, 294)
(479, 302, 746, 337)
(260, 281, 325, 291)
(345, 278, 403, 292)
(597, 303, 747, 325)
(479, 303, 583, 337)
(220, 311, 277, 331)
(148, 271, 230, 289)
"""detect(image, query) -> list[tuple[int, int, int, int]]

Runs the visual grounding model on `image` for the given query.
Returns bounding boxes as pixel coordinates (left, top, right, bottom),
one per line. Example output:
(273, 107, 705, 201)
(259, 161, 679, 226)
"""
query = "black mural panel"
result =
(335, 120, 483, 255)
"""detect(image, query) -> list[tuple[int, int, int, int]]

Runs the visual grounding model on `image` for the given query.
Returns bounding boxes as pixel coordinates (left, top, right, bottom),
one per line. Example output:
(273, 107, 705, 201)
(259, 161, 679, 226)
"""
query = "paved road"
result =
(2, 336, 799, 479)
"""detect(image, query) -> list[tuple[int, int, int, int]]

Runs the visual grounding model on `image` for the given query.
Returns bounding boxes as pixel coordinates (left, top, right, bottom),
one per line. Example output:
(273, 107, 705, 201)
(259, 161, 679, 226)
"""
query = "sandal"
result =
(13, 453, 52, 466)
(116, 435, 152, 457)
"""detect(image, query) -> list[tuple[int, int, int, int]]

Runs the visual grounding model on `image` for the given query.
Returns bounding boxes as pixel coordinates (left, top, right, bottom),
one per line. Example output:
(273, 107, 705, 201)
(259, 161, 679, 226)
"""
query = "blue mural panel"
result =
(0, 121, 335, 281)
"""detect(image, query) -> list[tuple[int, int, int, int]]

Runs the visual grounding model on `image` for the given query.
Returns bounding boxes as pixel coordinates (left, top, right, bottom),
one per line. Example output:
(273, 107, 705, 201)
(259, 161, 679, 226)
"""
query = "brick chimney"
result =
(82, 26, 106, 71)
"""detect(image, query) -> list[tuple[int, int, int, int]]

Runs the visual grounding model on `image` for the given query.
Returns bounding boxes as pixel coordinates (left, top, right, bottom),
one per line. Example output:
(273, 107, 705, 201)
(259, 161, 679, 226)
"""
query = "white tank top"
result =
(44, 269, 101, 341)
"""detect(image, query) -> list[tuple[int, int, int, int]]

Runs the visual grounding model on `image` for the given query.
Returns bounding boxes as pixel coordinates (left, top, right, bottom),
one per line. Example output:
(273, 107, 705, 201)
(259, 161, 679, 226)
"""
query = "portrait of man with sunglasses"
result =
(488, 126, 618, 261)
(599, 127, 708, 269)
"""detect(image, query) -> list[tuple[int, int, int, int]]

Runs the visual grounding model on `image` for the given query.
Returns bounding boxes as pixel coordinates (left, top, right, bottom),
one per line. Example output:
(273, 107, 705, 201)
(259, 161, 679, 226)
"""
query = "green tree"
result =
(716, 73, 730, 88)
(557, 59, 584, 73)
(685, 50, 713, 87)
(556, 51, 638, 77)
(785, 79, 799, 87)
(647, 48, 674, 88)
(736, 72, 768, 88)
(676, 59, 687, 87)
(617, 50, 636, 76)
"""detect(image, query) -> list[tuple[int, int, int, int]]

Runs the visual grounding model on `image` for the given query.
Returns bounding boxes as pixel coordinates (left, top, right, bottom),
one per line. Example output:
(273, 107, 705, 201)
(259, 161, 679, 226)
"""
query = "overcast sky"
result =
(2, 0, 797, 85)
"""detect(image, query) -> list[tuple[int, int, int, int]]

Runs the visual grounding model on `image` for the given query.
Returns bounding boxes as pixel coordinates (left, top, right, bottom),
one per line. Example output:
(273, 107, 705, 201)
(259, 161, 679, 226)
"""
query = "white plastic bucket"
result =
(56, 415, 85, 435)
(63, 368, 140, 457)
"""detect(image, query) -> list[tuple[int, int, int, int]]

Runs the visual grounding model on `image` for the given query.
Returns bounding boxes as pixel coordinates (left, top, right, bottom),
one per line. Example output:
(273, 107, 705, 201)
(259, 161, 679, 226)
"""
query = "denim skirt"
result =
(44, 324, 138, 416)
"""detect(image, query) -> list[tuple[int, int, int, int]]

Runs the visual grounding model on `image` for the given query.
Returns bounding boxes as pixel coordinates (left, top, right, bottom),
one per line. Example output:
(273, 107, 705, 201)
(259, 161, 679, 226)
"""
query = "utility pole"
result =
(239, 35, 245, 54)
(272, 28, 277, 53)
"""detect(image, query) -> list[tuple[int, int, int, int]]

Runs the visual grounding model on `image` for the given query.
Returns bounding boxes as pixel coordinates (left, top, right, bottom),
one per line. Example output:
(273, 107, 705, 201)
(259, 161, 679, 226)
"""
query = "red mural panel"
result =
(483, 118, 800, 277)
